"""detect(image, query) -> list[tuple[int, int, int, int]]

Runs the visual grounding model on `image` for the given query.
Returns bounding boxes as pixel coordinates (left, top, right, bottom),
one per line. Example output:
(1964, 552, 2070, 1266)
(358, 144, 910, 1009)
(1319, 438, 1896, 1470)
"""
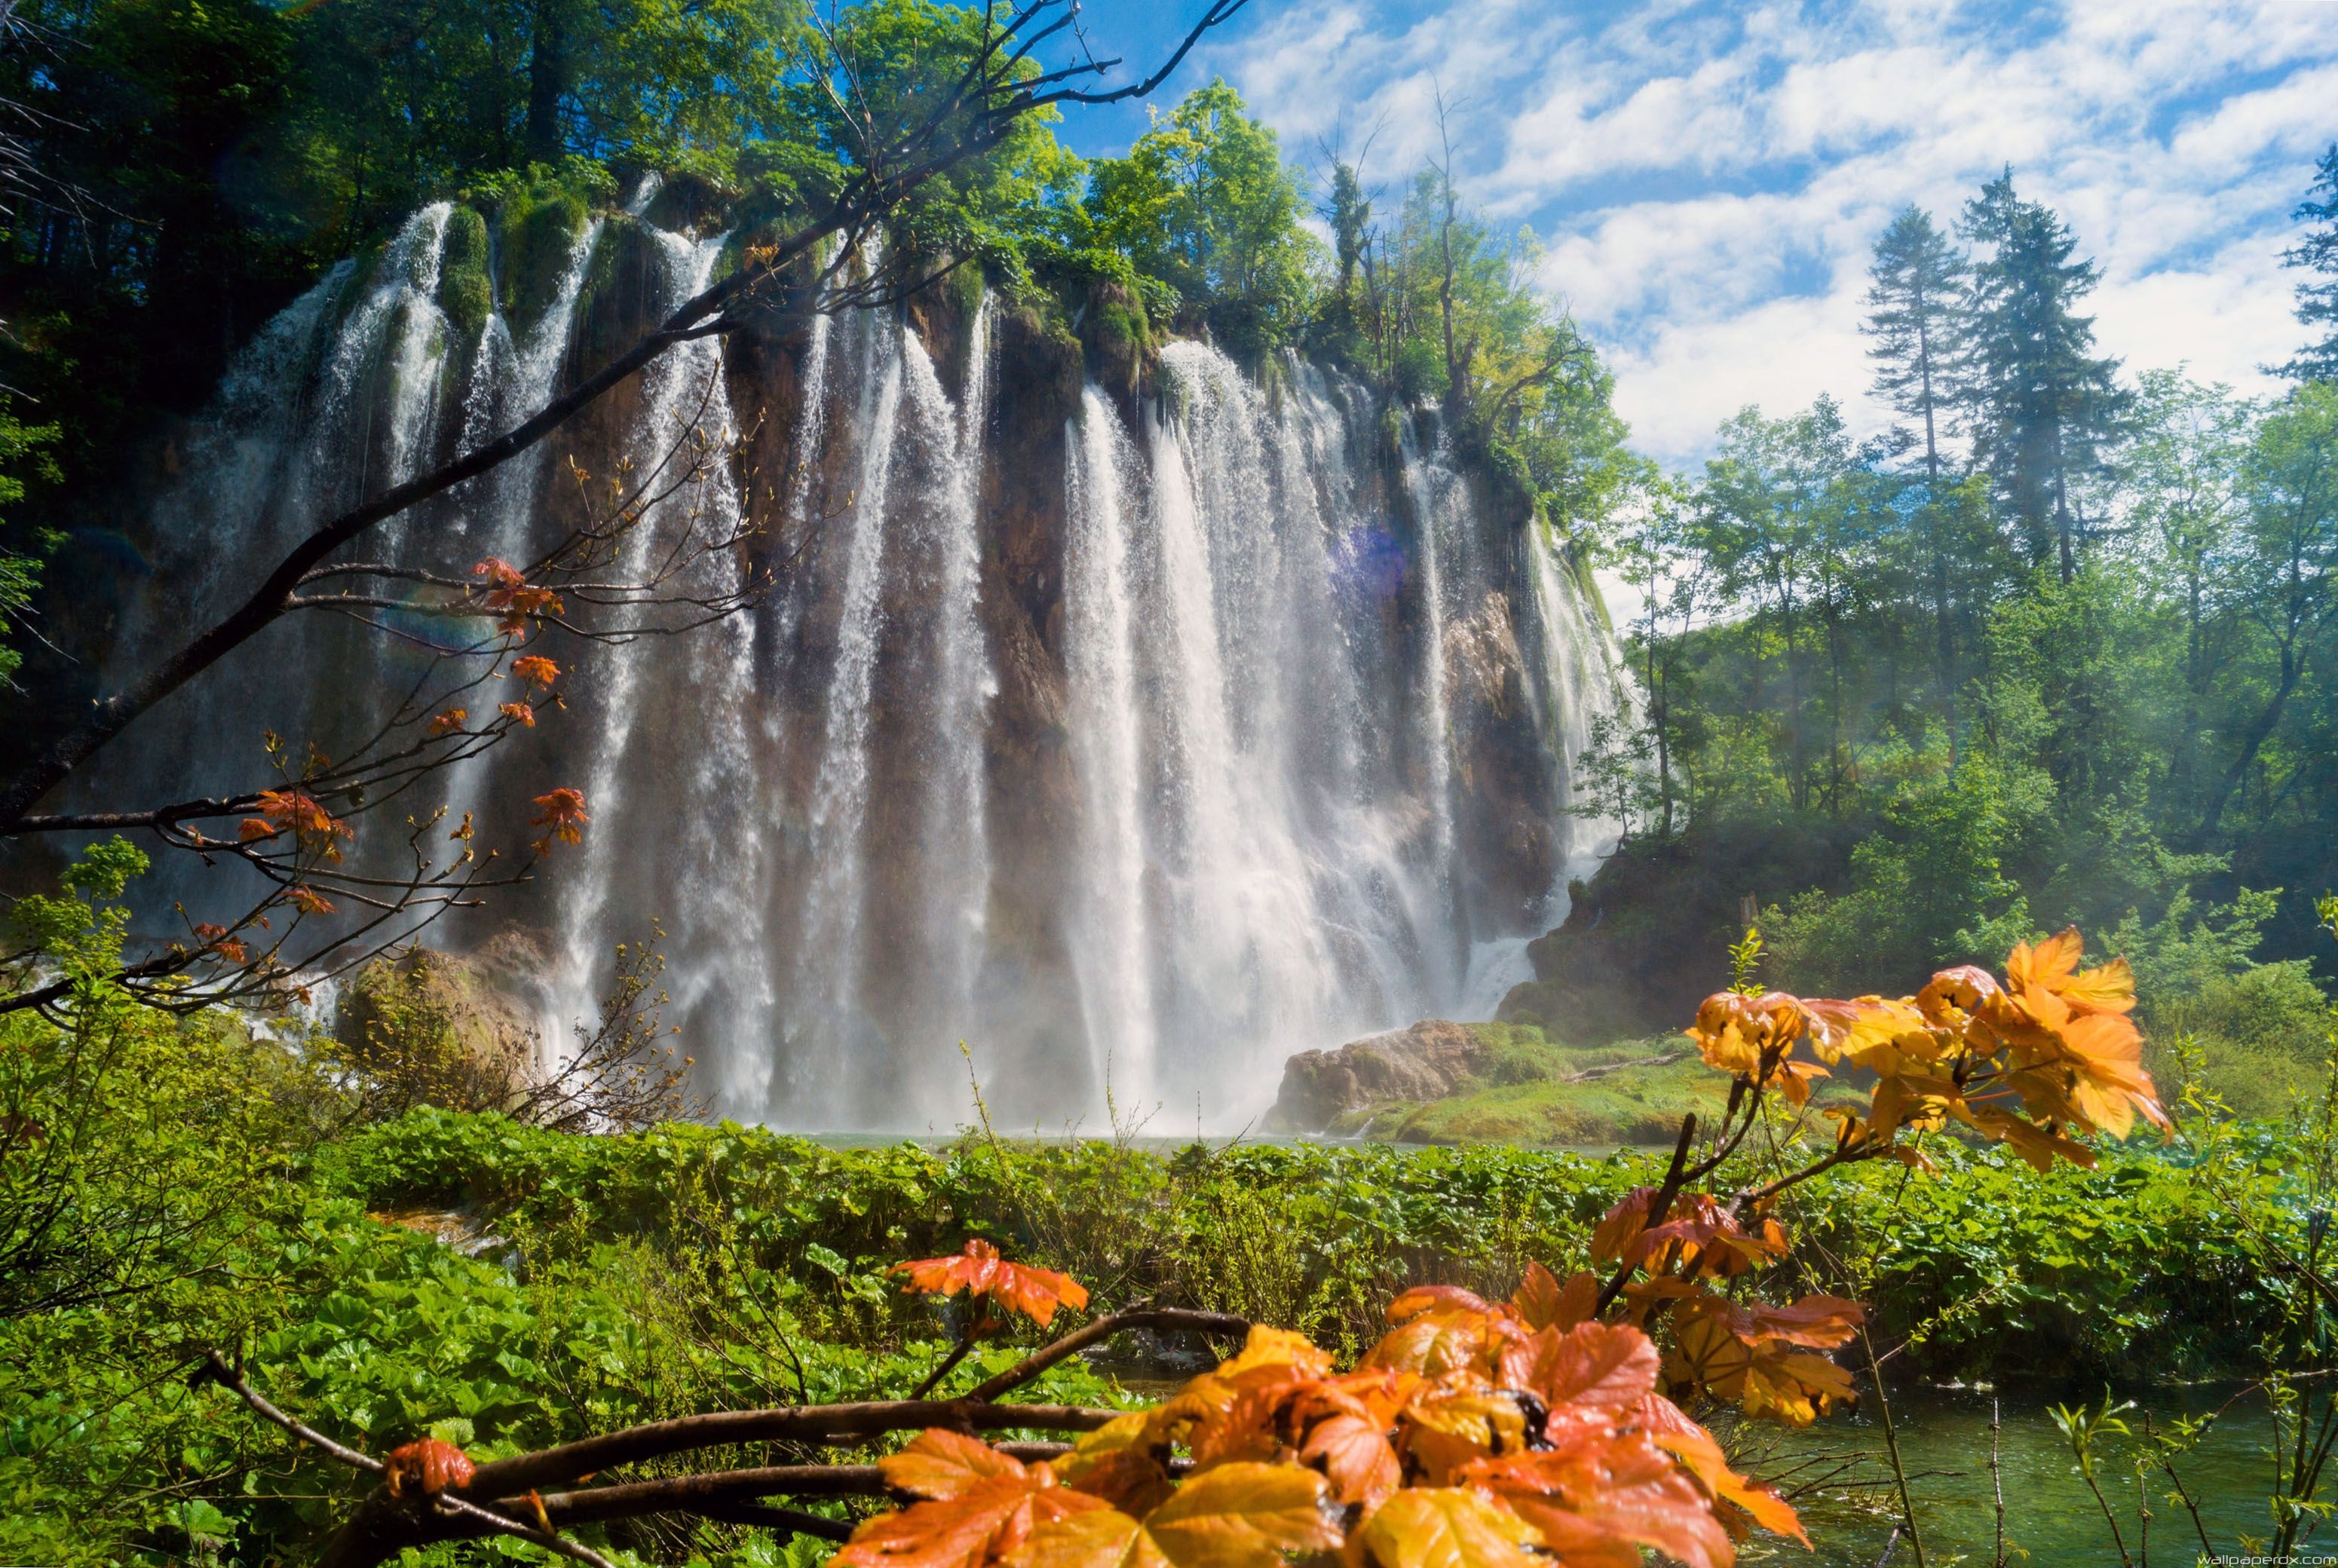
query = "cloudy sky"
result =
(1057, 0, 2338, 466)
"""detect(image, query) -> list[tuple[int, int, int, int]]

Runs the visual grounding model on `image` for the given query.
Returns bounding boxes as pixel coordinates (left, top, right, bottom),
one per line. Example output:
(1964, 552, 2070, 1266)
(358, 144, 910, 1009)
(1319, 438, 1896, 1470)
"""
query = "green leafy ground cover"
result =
(0, 1003, 2314, 1564)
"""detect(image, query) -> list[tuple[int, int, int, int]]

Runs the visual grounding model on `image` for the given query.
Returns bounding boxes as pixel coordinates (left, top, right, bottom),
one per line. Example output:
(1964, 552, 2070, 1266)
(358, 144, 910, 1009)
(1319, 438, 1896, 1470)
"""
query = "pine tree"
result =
(2275, 143, 2338, 384)
(1953, 170, 2127, 582)
(1863, 206, 1966, 722)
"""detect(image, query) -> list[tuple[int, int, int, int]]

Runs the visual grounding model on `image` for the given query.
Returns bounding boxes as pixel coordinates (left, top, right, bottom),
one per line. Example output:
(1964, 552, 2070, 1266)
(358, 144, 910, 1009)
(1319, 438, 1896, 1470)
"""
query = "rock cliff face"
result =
(1268, 1020, 1491, 1131)
(62, 191, 1635, 1131)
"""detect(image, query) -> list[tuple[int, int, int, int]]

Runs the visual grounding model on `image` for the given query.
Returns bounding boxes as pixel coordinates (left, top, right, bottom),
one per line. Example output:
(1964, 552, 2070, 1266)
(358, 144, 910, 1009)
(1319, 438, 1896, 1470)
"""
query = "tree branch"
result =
(964, 1307, 1251, 1404)
(460, 1398, 1120, 1501)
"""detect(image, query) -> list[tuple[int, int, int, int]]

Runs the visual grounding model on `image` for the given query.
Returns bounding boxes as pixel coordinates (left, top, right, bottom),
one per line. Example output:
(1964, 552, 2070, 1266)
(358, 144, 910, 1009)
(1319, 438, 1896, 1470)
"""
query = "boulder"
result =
(333, 943, 541, 1108)
(1269, 1019, 1490, 1132)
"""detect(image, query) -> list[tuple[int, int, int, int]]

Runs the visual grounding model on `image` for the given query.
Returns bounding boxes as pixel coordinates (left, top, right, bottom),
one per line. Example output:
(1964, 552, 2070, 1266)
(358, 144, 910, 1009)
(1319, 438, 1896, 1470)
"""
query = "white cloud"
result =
(1215, 0, 2338, 465)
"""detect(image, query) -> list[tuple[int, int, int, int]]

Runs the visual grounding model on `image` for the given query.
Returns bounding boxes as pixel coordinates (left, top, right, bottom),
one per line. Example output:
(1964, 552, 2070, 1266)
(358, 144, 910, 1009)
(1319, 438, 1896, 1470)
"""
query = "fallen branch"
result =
(205, 1303, 1253, 1568)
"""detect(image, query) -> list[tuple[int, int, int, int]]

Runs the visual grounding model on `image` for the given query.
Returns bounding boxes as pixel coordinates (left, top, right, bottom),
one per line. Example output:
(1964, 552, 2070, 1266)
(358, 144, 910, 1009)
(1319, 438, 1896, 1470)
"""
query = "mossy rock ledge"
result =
(1268, 1020, 1490, 1132)
(1270, 1018, 1801, 1147)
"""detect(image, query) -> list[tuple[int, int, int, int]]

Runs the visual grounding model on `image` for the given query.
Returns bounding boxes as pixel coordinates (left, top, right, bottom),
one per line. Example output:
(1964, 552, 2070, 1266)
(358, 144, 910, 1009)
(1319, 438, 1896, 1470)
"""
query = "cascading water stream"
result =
(1064, 386, 1157, 1105)
(546, 225, 749, 1061)
(909, 296, 997, 1031)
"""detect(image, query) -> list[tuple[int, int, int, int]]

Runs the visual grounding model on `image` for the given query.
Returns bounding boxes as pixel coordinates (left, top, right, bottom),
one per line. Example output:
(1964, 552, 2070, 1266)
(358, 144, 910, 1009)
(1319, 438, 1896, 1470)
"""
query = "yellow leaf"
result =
(1353, 1488, 1539, 1568)
(1218, 1326, 1336, 1381)
(1141, 1463, 1340, 1568)
(1006, 1509, 1165, 1568)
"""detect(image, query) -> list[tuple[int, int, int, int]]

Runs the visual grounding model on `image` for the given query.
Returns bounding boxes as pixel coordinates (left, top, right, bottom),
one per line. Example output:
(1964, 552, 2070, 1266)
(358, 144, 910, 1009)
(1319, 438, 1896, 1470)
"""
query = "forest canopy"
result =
(0, 0, 1629, 571)
(1576, 157, 2338, 1102)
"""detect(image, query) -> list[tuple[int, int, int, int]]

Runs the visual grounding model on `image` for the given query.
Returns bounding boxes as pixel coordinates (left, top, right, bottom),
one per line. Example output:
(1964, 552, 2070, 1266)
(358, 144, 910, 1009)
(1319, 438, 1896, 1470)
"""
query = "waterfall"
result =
(110, 199, 1635, 1132)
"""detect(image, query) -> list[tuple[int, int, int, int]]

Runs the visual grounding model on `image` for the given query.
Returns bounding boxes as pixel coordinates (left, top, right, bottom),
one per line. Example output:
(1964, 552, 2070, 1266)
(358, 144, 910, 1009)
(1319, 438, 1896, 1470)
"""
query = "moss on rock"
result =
(498, 185, 593, 329)
(438, 205, 493, 335)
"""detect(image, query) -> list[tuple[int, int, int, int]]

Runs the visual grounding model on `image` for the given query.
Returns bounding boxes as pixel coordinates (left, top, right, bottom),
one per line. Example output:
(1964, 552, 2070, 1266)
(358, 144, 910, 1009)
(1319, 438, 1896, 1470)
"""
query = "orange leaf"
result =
(1729, 1294, 1864, 1350)
(500, 700, 537, 727)
(1466, 1437, 1733, 1568)
(1387, 1285, 1491, 1325)
(885, 1429, 1037, 1501)
(1507, 1263, 1595, 1334)
(384, 1438, 475, 1499)
(1660, 1309, 1750, 1403)
(2006, 928, 2084, 994)
(1139, 1463, 1339, 1567)
(890, 1239, 1089, 1328)
(1399, 1390, 1536, 1485)
(1363, 1310, 1494, 1379)
(1591, 1187, 1656, 1263)
(840, 1446, 1103, 1568)
(1012, 1464, 1337, 1568)
(285, 885, 337, 917)
(1301, 1412, 1400, 1510)
(1499, 1322, 1659, 1424)
(1056, 1449, 1175, 1519)
(1005, 1508, 1166, 1568)
(426, 706, 469, 737)
(1634, 1392, 1807, 1546)
(529, 787, 590, 850)
(1213, 1325, 1335, 1382)
(241, 789, 353, 861)
(1353, 1487, 1538, 1568)
(512, 654, 560, 688)
(191, 922, 248, 966)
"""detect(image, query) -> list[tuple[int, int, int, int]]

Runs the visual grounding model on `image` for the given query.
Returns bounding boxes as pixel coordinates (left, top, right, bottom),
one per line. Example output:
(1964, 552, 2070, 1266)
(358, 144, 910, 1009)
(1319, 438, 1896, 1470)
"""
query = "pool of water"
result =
(1734, 1386, 2291, 1565)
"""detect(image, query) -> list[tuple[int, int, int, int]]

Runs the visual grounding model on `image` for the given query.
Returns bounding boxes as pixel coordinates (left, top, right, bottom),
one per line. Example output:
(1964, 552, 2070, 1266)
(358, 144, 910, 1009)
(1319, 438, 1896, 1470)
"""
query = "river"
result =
(1741, 1386, 2291, 1565)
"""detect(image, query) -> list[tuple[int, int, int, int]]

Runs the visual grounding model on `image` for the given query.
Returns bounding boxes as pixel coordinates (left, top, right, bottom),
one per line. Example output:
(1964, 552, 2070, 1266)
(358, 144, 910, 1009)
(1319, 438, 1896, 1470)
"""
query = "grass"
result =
(1325, 1025, 1866, 1147)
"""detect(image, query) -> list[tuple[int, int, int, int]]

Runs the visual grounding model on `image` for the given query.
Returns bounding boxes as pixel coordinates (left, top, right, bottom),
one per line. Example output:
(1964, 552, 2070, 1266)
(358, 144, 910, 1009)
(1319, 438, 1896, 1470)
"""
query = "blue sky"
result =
(1049, 0, 2338, 464)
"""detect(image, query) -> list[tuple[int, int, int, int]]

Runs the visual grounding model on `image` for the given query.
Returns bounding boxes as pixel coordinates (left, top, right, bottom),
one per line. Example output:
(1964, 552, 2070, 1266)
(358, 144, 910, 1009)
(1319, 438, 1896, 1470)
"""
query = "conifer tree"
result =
(1863, 205, 1966, 716)
(1953, 170, 2126, 581)
(2275, 143, 2338, 384)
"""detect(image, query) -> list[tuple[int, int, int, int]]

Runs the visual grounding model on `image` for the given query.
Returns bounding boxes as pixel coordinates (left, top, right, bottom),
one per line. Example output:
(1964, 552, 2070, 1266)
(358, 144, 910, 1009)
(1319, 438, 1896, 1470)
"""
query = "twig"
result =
(1861, 1328, 1926, 1568)
(912, 1324, 984, 1401)
(1596, 1113, 1695, 1313)
(434, 1493, 618, 1568)
(2154, 1442, 2214, 1566)
(193, 1351, 383, 1476)
(1991, 1394, 2006, 1568)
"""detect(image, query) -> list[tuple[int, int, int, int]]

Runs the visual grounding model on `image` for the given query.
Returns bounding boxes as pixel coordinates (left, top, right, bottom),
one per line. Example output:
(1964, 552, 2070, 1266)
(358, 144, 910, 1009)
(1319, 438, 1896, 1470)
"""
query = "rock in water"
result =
(1270, 1020, 1490, 1132)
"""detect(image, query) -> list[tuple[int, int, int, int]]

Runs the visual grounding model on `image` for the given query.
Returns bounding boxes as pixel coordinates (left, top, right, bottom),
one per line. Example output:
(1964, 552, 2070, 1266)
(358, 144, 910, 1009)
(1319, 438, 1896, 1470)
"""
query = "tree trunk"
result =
(526, 2, 570, 165)
(2197, 643, 2301, 844)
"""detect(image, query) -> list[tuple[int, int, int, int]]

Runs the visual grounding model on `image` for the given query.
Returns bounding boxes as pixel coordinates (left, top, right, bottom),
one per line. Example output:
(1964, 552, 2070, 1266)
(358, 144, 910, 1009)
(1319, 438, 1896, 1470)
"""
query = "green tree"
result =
(2275, 142, 2338, 384)
(0, 402, 60, 688)
(2122, 370, 2257, 815)
(2197, 381, 2338, 841)
(1955, 170, 2127, 582)
(1086, 79, 1319, 362)
(1693, 397, 1885, 811)
(1864, 205, 1967, 710)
